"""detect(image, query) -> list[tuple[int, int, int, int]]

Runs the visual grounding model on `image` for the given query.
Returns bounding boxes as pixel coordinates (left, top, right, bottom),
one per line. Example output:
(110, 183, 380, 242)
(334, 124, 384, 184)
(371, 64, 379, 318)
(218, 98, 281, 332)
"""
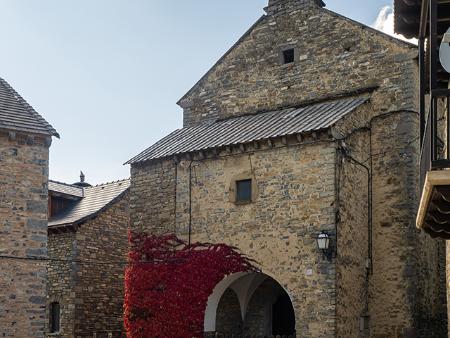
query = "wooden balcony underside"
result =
(417, 171, 450, 238)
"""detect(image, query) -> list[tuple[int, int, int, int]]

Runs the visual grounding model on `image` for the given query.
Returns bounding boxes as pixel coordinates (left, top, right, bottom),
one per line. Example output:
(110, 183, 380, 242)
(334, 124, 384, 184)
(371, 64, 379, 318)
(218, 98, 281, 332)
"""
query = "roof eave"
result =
(48, 187, 130, 229)
(0, 126, 59, 139)
(126, 126, 334, 166)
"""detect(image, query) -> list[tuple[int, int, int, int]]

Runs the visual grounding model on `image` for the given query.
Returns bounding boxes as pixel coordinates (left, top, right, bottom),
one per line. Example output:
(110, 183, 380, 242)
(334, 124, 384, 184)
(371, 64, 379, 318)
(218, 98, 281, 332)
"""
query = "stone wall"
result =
(129, 113, 447, 337)
(47, 194, 129, 338)
(0, 131, 50, 338)
(335, 126, 370, 338)
(369, 111, 446, 337)
(130, 141, 338, 337)
(129, 0, 448, 336)
(178, 1, 418, 127)
(333, 103, 447, 337)
(130, 160, 176, 234)
(47, 230, 77, 337)
(74, 193, 129, 337)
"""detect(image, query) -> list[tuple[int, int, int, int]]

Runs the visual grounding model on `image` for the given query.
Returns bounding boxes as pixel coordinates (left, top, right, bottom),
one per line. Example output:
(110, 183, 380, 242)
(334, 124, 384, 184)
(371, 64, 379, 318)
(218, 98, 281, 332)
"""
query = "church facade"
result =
(128, 0, 447, 337)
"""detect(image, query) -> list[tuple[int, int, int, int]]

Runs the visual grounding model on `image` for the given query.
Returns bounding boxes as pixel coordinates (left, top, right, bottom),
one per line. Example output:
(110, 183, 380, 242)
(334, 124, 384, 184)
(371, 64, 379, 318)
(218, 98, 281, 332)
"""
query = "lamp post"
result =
(317, 231, 332, 261)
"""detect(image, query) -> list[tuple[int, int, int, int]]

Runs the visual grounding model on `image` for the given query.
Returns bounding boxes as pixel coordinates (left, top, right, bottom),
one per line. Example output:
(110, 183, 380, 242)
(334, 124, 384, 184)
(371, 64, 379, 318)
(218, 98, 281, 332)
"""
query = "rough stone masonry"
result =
(128, 0, 447, 337)
(0, 132, 50, 338)
(0, 77, 58, 338)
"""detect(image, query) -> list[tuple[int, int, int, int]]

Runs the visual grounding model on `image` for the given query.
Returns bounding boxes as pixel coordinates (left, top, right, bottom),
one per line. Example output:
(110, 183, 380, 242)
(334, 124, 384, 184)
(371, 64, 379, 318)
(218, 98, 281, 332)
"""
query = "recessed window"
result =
(282, 48, 295, 64)
(360, 316, 370, 332)
(236, 179, 252, 203)
(49, 302, 61, 333)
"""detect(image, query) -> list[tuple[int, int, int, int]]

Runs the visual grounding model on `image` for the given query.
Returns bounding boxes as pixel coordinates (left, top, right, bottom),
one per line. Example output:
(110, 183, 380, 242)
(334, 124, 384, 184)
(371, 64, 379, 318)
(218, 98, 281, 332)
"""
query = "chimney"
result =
(80, 171, 85, 183)
(73, 171, 92, 188)
(265, 0, 325, 15)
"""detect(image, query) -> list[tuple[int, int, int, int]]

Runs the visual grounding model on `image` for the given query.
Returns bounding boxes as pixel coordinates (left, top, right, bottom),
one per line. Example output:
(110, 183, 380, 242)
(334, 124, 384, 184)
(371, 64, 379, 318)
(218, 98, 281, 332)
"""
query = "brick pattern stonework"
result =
(129, 0, 447, 337)
(47, 194, 129, 338)
(0, 131, 51, 338)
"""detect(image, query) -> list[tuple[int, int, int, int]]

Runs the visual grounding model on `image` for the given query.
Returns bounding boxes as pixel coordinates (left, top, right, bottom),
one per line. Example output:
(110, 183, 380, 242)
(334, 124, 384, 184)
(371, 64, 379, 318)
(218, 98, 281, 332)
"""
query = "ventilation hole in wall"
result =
(282, 48, 295, 64)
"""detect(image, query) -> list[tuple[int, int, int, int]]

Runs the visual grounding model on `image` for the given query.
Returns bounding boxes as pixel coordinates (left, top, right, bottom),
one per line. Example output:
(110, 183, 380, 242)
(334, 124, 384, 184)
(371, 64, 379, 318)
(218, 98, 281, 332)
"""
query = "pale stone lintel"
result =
(416, 170, 450, 229)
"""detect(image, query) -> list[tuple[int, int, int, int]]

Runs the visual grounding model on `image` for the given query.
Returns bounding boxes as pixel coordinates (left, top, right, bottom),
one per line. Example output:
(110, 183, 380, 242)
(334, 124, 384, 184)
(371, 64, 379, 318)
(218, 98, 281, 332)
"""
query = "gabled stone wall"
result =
(178, 3, 417, 127)
(47, 194, 129, 338)
(0, 131, 50, 338)
(129, 0, 447, 336)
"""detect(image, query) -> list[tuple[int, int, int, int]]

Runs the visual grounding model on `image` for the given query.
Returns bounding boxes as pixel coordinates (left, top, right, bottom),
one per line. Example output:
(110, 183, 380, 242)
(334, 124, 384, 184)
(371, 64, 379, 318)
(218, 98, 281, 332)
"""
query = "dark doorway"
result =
(272, 293, 295, 335)
(49, 302, 61, 333)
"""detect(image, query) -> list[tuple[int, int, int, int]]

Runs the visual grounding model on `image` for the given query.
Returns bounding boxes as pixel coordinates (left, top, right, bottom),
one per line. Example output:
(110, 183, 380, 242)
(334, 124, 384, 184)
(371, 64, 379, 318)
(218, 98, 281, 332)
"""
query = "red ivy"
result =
(124, 233, 256, 338)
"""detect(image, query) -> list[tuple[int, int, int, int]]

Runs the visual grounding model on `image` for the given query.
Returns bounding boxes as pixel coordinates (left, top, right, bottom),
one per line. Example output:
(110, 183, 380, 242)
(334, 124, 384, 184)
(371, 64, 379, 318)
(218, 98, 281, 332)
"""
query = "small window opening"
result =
(236, 179, 252, 203)
(282, 48, 295, 64)
(360, 315, 370, 332)
(49, 302, 61, 333)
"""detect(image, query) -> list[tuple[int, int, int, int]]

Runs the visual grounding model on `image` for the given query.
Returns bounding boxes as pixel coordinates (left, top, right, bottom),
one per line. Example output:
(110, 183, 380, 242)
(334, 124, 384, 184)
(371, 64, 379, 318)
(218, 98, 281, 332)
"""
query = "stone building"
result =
(393, 1, 450, 336)
(0, 77, 59, 337)
(126, 0, 447, 337)
(47, 177, 130, 338)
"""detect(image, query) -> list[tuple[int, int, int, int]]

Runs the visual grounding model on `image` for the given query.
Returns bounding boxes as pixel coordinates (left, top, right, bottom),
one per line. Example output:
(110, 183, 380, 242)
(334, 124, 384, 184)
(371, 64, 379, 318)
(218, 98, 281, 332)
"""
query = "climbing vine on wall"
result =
(124, 233, 256, 338)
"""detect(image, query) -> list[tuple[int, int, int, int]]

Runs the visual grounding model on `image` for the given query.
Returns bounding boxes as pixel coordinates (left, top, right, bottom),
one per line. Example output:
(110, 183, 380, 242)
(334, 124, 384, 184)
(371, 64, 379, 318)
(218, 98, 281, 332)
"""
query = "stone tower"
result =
(0, 77, 58, 337)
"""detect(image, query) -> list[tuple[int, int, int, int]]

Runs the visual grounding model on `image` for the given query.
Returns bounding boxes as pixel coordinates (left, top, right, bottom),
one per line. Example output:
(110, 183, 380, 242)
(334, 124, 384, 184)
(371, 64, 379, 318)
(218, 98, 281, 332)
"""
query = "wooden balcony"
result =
(417, 91, 450, 238)
(417, 171, 450, 238)
(395, 0, 450, 238)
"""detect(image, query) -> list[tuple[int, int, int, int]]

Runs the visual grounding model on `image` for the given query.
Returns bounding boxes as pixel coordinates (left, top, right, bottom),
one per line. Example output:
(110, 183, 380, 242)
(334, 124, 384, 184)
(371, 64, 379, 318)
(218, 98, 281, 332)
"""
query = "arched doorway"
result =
(272, 291, 296, 335)
(216, 288, 243, 334)
(204, 272, 295, 337)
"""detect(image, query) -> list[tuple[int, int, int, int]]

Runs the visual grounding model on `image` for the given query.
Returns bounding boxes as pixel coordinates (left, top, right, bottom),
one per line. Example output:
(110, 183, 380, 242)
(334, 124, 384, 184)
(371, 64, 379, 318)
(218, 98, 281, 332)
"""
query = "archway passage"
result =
(272, 292, 295, 335)
(216, 289, 243, 334)
(205, 272, 295, 337)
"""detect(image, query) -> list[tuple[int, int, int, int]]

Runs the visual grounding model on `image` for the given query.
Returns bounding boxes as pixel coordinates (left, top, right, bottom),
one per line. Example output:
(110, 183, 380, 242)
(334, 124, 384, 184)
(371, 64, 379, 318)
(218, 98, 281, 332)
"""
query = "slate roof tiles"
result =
(0, 77, 59, 138)
(48, 179, 130, 227)
(127, 95, 370, 164)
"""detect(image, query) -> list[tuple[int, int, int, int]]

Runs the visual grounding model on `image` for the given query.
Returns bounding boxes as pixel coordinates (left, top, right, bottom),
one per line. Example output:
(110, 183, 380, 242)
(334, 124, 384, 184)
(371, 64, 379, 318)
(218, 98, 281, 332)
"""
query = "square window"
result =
(282, 48, 295, 64)
(236, 179, 252, 203)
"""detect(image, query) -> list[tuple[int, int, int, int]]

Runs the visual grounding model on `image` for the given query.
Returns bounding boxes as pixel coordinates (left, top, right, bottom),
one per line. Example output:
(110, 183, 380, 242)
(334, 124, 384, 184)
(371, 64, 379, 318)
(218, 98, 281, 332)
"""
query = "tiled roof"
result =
(0, 77, 59, 138)
(48, 179, 130, 227)
(49, 180, 84, 198)
(127, 95, 370, 165)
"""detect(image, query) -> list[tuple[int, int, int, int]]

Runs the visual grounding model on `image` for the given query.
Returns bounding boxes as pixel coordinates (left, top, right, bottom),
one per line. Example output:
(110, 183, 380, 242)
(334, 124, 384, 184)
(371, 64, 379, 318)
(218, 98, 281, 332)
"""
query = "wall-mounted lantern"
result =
(317, 231, 332, 261)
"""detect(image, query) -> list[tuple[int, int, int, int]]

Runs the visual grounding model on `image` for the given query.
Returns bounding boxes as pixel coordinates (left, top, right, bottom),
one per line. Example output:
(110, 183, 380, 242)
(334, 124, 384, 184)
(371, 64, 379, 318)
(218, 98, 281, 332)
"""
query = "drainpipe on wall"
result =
(339, 142, 373, 274)
(188, 161, 193, 246)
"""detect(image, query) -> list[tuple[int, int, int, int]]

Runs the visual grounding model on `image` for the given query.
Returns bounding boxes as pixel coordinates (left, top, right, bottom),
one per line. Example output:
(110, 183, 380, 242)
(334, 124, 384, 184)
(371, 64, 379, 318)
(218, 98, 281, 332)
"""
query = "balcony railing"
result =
(420, 90, 450, 193)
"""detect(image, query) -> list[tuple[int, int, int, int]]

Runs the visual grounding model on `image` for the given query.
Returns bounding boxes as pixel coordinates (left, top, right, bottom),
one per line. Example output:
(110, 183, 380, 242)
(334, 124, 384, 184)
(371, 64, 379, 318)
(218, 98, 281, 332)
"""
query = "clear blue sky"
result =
(0, 0, 392, 184)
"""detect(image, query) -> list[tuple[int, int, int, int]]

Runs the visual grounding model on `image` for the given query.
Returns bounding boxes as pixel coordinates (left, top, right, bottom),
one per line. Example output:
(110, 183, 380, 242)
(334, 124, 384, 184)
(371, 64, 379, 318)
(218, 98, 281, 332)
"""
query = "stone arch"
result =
(216, 288, 243, 334)
(204, 272, 295, 335)
(244, 277, 296, 336)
